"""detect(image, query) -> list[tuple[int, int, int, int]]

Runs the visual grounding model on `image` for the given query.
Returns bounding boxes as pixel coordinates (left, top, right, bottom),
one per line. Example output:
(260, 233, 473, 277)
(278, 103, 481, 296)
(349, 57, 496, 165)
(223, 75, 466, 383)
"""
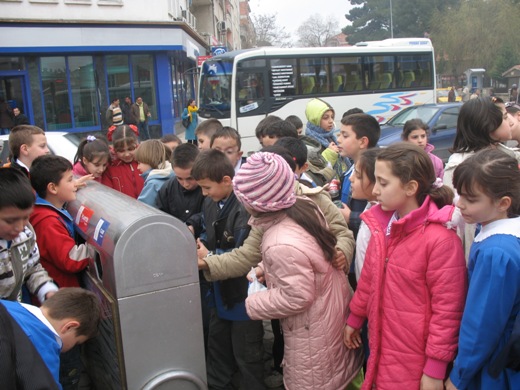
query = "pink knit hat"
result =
(233, 152, 296, 213)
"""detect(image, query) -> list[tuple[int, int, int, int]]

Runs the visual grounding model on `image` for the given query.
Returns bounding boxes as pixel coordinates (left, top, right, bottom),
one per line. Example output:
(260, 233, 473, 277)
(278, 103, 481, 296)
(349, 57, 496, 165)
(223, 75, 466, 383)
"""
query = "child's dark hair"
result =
(275, 137, 308, 169)
(134, 139, 172, 169)
(287, 198, 337, 261)
(74, 135, 110, 165)
(340, 113, 381, 147)
(342, 107, 364, 118)
(30, 155, 73, 199)
(210, 126, 242, 150)
(172, 143, 200, 169)
(260, 145, 297, 172)
(42, 287, 101, 339)
(191, 149, 235, 182)
(401, 118, 429, 141)
(357, 148, 381, 186)
(195, 118, 223, 138)
(0, 168, 35, 210)
(453, 149, 520, 217)
(160, 134, 182, 146)
(255, 115, 282, 139)
(285, 115, 303, 131)
(111, 125, 138, 152)
(505, 103, 520, 115)
(9, 125, 45, 160)
(377, 143, 454, 209)
(452, 97, 503, 153)
(264, 120, 298, 139)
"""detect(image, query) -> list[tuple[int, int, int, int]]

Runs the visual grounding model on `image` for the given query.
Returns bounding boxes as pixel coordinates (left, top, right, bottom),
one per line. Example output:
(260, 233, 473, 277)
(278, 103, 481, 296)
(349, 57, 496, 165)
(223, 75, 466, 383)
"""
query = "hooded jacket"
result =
(30, 196, 90, 288)
(246, 212, 363, 389)
(347, 196, 467, 389)
(138, 161, 174, 207)
(425, 143, 444, 179)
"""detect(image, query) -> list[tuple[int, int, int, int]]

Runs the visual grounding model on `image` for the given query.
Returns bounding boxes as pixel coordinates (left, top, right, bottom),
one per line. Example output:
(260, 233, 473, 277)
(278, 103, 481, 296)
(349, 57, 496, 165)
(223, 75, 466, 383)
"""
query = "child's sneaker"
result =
(264, 370, 283, 388)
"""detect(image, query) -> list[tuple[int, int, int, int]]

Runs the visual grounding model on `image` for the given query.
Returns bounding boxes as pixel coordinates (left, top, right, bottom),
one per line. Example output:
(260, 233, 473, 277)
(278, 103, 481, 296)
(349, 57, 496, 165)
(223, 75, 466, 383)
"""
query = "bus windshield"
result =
(199, 60, 233, 119)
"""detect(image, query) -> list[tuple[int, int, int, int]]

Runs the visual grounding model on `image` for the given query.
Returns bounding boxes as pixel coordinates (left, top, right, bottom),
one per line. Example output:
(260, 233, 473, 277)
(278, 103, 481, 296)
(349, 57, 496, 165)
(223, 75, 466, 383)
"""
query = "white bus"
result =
(198, 38, 436, 154)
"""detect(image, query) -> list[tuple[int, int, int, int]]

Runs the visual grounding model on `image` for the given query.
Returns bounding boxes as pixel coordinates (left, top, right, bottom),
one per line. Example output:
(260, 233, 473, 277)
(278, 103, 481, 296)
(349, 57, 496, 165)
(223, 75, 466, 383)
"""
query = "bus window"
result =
(396, 54, 433, 88)
(364, 56, 395, 90)
(299, 57, 327, 95)
(332, 56, 363, 92)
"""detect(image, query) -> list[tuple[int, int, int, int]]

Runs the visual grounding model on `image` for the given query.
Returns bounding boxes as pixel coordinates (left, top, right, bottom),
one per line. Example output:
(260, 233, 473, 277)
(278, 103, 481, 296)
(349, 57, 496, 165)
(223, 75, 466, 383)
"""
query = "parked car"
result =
(378, 103, 462, 163)
(0, 131, 87, 165)
(437, 87, 462, 103)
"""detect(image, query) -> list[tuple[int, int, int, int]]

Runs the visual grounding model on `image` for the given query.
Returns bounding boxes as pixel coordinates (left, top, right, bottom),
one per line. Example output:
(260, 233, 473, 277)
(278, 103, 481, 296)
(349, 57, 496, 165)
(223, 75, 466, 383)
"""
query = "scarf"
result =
(188, 105, 198, 120)
(305, 121, 337, 149)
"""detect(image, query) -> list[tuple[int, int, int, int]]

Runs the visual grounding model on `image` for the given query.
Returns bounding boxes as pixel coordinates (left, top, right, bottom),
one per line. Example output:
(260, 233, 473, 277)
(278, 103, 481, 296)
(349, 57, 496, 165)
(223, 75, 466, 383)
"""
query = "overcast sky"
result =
(248, 0, 354, 42)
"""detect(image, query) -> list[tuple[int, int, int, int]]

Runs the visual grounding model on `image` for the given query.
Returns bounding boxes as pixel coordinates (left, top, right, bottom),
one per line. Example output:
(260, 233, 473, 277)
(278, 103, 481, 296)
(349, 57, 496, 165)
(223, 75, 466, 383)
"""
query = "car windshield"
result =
(386, 106, 440, 126)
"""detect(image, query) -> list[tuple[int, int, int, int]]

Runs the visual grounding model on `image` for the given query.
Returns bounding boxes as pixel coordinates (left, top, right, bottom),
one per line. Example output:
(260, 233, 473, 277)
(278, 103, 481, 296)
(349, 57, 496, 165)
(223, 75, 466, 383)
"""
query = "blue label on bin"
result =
(93, 219, 109, 246)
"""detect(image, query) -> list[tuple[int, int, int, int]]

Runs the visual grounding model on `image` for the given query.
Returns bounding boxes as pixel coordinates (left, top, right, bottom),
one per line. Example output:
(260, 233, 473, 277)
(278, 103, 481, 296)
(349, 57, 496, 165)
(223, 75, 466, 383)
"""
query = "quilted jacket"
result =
(347, 196, 467, 389)
(246, 213, 363, 389)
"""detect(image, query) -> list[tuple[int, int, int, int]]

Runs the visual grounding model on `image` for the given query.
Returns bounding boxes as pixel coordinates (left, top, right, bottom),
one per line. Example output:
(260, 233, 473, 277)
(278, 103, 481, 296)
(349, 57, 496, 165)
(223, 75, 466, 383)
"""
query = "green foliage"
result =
(431, 0, 520, 78)
(343, 0, 458, 44)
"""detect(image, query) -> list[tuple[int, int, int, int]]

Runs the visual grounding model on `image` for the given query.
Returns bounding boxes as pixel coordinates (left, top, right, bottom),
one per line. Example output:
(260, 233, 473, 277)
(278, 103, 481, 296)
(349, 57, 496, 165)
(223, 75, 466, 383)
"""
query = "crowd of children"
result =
(1, 94, 519, 390)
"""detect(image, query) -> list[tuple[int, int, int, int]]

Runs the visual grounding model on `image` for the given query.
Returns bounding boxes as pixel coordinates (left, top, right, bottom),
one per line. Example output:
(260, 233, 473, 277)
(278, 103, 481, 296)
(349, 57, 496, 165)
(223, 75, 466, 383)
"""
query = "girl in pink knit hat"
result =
(234, 152, 364, 390)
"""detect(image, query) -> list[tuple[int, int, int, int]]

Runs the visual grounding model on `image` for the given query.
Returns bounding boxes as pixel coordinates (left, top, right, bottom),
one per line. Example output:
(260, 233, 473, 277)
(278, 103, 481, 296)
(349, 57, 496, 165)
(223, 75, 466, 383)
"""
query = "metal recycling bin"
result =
(67, 180, 206, 390)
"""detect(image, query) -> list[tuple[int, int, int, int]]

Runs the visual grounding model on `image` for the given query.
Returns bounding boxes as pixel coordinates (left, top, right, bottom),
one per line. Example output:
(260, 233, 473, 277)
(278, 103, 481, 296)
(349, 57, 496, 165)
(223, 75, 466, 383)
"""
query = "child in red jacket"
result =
(344, 143, 467, 390)
(102, 124, 144, 198)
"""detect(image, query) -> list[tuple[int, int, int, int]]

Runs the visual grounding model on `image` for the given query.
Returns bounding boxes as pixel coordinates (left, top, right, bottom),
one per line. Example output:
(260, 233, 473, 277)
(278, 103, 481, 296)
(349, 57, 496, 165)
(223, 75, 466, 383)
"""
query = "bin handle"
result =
(141, 370, 207, 390)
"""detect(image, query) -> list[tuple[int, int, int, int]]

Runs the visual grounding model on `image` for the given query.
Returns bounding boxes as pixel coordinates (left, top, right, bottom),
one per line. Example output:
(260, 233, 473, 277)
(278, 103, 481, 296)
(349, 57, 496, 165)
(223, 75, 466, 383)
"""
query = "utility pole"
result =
(390, 0, 394, 38)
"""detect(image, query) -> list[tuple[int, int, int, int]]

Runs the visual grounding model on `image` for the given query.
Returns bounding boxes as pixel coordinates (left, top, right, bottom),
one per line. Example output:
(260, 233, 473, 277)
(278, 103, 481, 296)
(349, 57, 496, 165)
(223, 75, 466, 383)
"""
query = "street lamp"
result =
(390, 0, 394, 38)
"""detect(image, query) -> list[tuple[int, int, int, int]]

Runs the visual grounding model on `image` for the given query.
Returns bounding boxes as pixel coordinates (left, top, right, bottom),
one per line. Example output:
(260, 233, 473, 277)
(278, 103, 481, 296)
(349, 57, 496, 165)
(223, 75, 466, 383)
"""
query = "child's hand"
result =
(327, 141, 339, 153)
(444, 378, 458, 390)
(74, 174, 94, 189)
(247, 267, 265, 284)
(196, 238, 208, 259)
(343, 325, 361, 349)
(332, 249, 347, 271)
(339, 203, 351, 222)
(420, 374, 444, 390)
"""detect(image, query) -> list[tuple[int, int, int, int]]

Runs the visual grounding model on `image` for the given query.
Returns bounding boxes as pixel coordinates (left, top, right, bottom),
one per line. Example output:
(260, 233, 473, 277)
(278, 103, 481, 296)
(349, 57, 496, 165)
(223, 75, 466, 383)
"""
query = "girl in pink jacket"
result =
(234, 152, 364, 390)
(401, 118, 444, 179)
(344, 143, 467, 390)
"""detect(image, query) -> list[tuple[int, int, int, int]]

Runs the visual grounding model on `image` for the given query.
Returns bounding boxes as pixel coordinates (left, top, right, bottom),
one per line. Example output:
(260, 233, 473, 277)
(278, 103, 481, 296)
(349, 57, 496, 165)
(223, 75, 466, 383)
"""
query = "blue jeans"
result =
(0, 128, 10, 135)
(137, 121, 150, 140)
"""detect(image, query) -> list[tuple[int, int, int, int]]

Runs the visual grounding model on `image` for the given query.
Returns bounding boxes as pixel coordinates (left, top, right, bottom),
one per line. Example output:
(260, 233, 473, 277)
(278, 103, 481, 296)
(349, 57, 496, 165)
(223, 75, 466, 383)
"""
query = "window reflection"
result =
(41, 57, 71, 130)
(69, 56, 98, 127)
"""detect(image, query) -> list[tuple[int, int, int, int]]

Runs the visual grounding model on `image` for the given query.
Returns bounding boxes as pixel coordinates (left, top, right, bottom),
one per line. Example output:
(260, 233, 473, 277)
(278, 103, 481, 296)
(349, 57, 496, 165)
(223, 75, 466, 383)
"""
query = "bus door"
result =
(235, 60, 270, 152)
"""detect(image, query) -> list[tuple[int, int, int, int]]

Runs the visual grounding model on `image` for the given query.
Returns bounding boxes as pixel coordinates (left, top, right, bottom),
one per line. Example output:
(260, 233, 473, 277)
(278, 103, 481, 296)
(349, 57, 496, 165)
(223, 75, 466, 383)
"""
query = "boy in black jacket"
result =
(193, 149, 265, 390)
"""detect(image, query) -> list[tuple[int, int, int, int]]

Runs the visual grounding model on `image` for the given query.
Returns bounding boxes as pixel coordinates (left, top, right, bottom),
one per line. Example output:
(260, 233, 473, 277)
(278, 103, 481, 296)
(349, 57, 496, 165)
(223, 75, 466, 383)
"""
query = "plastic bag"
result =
(247, 267, 267, 296)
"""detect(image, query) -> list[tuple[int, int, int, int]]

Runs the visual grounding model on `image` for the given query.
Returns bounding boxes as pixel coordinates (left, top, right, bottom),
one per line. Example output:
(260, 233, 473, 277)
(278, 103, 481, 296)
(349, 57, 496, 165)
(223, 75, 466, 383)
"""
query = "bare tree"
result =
(252, 13, 292, 48)
(296, 15, 340, 47)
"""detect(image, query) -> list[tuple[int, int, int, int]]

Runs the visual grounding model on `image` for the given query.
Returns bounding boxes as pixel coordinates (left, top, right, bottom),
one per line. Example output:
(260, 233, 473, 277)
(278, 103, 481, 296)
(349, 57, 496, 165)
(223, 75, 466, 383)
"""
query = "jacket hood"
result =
(31, 196, 74, 236)
(305, 98, 335, 126)
(364, 196, 456, 236)
(425, 143, 435, 153)
(142, 161, 174, 180)
(444, 152, 472, 172)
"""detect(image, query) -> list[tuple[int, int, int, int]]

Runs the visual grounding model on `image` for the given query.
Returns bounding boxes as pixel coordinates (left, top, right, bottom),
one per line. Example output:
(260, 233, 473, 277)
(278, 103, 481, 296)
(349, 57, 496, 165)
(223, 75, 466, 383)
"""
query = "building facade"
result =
(0, 0, 253, 137)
